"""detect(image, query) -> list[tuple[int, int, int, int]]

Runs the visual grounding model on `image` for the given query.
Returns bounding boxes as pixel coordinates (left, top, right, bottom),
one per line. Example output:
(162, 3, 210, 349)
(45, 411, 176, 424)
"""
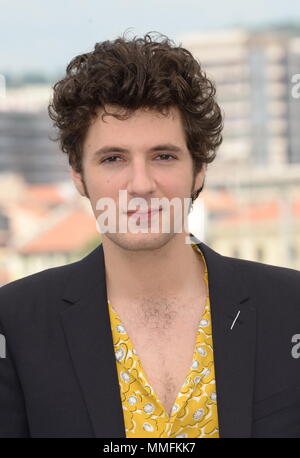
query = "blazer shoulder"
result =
(1, 259, 78, 291)
(223, 253, 300, 293)
(0, 244, 103, 326)
(236, 255, 298, 275)
(199, 240, 300, 284)
(0, 259, 81, 321)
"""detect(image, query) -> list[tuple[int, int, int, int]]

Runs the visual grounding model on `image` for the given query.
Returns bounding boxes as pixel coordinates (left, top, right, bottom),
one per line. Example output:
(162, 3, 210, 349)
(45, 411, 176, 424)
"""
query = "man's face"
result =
(71, 105, 205, 251)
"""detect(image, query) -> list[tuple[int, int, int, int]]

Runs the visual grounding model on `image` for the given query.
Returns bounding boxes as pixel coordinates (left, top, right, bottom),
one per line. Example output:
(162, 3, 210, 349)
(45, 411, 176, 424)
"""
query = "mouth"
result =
(126, 207, 162, 224)
(126, 206, 162, 216)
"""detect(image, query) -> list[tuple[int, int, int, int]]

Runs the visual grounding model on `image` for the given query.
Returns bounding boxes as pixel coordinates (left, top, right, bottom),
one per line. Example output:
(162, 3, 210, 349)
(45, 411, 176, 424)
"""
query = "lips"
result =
(126, 206, 162, 216)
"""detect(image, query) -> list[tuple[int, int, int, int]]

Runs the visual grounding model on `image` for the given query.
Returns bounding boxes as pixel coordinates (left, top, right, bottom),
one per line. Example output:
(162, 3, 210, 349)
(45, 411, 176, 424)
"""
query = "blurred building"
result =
(181, 26, 300, 168)
(0, 84, 70, 183)
(181, 26, 300, 271)
(0, 174, 99, 284)
(201, 182, 300, 271)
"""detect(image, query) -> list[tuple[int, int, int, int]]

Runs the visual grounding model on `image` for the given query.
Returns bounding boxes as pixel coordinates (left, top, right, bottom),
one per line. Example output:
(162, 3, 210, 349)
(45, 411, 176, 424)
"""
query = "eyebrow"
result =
(92, 143, 183, 159)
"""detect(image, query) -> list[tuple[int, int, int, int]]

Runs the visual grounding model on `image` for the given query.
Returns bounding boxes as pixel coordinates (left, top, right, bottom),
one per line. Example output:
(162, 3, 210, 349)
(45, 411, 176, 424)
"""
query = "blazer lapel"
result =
(59, 239, 256, 438)
(199, 241, 257, 438)
(60, 244, 126, 438)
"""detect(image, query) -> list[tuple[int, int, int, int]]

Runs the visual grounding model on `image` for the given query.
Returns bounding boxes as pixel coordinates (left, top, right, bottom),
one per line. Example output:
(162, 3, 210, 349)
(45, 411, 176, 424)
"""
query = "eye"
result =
(155, 154, 177, 161)
(100, 153, 177, 164)
(101, 155, 123, 164)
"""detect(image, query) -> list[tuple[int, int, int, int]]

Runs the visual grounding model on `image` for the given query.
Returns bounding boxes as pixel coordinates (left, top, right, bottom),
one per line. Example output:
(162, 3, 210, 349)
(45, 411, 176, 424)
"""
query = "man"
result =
(0, 32, 300, 439)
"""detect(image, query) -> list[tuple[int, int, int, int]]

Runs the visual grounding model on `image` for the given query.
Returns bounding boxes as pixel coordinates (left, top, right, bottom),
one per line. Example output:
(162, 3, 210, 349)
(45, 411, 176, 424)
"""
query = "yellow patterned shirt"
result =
(107, 243, 219, 438)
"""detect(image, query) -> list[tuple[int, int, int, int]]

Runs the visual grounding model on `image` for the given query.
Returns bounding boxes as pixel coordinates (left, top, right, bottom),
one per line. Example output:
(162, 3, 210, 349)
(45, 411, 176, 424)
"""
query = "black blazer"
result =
(0, 239, 300, 438)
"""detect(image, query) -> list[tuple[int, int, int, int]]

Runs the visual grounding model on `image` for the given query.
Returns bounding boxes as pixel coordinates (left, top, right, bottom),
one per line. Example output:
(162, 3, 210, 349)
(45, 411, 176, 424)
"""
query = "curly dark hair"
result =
(48, 31, 223, 201)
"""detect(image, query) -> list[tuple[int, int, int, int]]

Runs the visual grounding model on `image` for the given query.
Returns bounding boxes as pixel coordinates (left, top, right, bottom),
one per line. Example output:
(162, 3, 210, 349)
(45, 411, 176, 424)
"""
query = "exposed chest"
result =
(112, 296, 207, 416)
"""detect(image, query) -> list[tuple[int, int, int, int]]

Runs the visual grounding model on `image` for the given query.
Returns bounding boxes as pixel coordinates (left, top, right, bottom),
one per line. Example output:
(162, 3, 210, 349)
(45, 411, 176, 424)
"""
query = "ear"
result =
(70, 167, 86, 197)
(193, 163, 206, 194)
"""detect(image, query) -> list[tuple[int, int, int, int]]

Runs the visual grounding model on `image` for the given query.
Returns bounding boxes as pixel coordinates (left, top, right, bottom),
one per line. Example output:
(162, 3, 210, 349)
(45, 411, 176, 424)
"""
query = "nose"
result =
(126, 158, 157, 199)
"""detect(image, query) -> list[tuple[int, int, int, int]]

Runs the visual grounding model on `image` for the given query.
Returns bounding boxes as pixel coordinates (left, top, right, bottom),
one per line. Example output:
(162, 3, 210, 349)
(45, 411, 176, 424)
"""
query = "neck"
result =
(102, 232, 207, 305)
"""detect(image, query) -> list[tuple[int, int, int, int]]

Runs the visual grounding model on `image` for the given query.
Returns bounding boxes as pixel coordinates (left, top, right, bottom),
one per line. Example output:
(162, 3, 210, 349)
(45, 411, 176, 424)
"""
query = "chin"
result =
(103, 231, 176, 252)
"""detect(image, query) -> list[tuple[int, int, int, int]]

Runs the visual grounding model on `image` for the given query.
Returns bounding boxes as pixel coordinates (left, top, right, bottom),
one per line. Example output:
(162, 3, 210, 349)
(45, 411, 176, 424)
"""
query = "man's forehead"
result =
(83, 105, 187, 155)
(93, 104, 180, 123)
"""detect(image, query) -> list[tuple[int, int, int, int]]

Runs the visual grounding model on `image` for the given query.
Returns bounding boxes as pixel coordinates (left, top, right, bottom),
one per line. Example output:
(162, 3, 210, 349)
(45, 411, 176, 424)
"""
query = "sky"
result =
(1, 0, 300, 74)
